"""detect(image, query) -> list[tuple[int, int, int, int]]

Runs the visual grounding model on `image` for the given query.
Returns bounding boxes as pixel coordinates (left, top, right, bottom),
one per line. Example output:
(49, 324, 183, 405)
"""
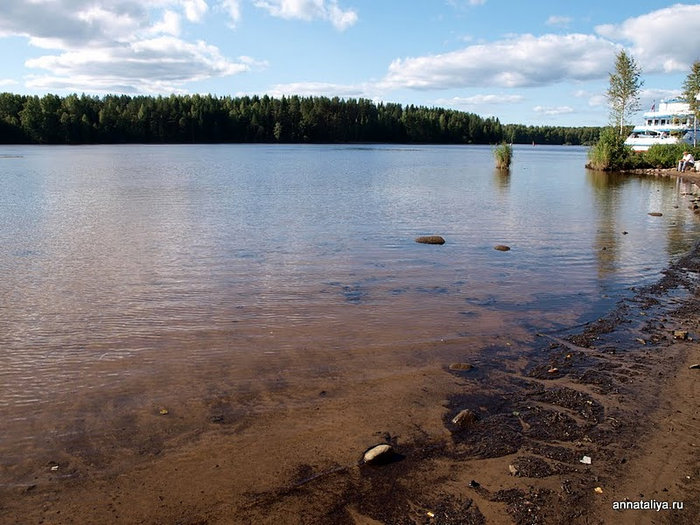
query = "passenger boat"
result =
(624, 98, 698, 152)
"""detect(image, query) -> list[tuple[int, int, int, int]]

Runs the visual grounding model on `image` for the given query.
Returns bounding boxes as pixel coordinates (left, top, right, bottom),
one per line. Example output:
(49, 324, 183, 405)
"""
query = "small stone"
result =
(452, 409, 478, 428)
(673, 330, 689, 340)
(363, 444, 394, 464)
(449, 362, 473, 371)
(648, 212, 663, 217)
(159, 408, 169, 415)
(580, 456, 592, 465)
(494, 244, 511, 251)
(508, 464, 518, 476)
(415, 235, 445, 245)
(468, 480, 480, 488)
(594, 487, 603, 494)
(547, 367, 559, 374)
(689, 364, 700, 370)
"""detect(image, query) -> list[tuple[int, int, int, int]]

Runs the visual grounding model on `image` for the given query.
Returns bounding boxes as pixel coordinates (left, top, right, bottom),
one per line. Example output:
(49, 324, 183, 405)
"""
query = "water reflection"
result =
(492, 168, 511, 193)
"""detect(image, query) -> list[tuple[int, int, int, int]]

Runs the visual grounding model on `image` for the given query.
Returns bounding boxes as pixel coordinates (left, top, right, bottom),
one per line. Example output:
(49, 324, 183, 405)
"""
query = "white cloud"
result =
(533, 105, 574, 116)
(151, 10, 182, 36)
(253, 0, 358, 30)
(0, 78, 18, 87)
(0, 0, 252, 93)
(265, 81, 374, 98)
(546, 15, 572, 27)
(435, 94, 524, 107)
(180, 0, 209, 22)
(25, 37, 248, 93)
(381, 33, 618, 90)
(595, 4, 700, 73)
(219, 0, 243, 26)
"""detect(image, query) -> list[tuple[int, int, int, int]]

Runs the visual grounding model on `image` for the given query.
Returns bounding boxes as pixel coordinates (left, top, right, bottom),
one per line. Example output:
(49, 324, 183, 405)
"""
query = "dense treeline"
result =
(0, 92, 600, 145)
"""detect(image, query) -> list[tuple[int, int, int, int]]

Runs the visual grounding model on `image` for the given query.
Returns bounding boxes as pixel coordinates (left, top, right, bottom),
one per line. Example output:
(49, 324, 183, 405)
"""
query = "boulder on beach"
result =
(415, 235, 445, 245)
(451, 409, 478, 428)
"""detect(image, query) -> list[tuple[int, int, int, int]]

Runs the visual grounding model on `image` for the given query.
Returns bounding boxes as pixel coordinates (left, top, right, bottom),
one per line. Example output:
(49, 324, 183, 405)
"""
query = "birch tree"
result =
(607, 50, 643, 136)
(682, 60, 700, 146)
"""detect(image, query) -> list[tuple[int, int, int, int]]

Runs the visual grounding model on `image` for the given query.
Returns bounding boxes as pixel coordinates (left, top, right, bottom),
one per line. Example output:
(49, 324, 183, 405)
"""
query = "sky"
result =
(1, 1, 700, 127)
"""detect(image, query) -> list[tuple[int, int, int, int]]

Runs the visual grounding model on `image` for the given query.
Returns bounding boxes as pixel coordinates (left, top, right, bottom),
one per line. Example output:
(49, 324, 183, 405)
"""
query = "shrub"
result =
(642, 144, 699, 169)
(587, 127, 632, 170)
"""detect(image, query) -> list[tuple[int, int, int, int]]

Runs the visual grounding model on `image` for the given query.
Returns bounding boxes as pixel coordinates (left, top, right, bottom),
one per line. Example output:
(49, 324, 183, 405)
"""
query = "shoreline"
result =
(2, 173, 700, 524)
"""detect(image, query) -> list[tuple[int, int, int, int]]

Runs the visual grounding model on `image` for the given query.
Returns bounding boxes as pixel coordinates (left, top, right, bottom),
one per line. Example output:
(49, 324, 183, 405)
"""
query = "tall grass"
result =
(494, 142, 513, 170)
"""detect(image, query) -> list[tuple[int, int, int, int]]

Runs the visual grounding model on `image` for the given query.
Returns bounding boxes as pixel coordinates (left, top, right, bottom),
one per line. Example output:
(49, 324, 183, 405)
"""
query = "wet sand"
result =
(2, 175, 700, 524)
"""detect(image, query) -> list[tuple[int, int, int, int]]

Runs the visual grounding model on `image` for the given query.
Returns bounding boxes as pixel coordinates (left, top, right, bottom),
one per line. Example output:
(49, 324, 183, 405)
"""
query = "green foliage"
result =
(641, 144, 700, 169)
(0, 91, 602, 146)
(607, 50, 643, 135)
(643, 144, 686, 168)
(493, 142, 513, 169)
(683, 60, 700, 120)
(587, 127, 633, 170)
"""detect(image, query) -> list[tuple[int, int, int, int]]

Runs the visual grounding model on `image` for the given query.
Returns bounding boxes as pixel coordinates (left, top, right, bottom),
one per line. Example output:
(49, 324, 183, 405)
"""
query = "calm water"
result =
(1, 144, 698, 479)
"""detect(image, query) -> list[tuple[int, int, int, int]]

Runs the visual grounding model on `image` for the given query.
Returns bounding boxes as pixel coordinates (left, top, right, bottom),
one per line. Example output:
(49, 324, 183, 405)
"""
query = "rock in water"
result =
(362, 444, 394, 464)
(415, 235, 445, 245)
(494, 245, 510, 251)
(648, 212, 663, 217)
(451, 409, 478, 428)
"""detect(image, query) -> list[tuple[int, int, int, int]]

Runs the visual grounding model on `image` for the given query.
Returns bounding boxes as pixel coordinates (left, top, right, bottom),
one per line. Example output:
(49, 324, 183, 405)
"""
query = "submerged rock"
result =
(415, 235, 446, 245)
(362, 443, 394, 464)
(494, 245, 511, 251)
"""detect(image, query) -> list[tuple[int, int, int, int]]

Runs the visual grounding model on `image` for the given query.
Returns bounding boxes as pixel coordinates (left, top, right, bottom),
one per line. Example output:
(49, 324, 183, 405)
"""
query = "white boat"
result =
(624, 98, 698, 152)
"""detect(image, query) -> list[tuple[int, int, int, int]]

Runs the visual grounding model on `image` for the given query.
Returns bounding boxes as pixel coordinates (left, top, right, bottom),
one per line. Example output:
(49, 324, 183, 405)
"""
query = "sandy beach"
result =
(2, 170, 699, 525)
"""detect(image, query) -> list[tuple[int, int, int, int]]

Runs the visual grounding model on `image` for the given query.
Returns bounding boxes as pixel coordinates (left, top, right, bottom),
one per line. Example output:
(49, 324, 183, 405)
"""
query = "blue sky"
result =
(1, 1, 699, 126)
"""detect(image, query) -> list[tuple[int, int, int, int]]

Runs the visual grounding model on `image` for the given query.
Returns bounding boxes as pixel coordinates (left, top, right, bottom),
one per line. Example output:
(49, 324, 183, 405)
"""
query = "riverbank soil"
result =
(1, 177, 700, 524)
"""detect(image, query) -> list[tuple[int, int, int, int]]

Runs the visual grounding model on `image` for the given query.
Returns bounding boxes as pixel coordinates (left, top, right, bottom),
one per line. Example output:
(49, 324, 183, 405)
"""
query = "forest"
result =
(0, 92, 601, 146)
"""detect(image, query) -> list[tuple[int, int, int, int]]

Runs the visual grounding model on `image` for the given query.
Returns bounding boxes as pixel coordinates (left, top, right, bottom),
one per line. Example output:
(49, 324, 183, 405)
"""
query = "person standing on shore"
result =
(677, 151, 695, 172)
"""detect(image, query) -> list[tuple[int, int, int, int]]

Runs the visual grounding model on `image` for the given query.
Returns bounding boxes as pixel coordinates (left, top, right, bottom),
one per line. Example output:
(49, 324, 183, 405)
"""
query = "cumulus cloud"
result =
(595, 4, 700, 72)
(25, 37, 248, 94)
(0, 0, 253, 93)
(253, 0, 358, 31)
(381, 33, 618, 90)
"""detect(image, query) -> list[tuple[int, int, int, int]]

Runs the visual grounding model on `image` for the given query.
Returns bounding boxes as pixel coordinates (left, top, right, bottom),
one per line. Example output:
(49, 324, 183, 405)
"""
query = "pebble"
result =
(673, 330, 689, 340)
(689, 364, 700, 370)
(494, 244, 511, 251)
(648, 212, 663, 217)
(363, 444, 394, 464)
(449, 362, 473, 371)
(415, 235, 445, 245)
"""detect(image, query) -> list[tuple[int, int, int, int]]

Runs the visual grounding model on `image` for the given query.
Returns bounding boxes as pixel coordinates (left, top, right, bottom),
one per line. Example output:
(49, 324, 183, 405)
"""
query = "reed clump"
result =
(494, 142, 513, 170)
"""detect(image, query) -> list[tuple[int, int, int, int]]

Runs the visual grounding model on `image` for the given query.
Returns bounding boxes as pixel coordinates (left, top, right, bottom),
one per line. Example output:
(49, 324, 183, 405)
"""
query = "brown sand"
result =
(2, 173, 700, 524)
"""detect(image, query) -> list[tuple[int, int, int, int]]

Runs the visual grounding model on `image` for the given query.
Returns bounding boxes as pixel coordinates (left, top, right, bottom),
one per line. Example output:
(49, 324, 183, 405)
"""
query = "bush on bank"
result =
(588, 128, 700, 170)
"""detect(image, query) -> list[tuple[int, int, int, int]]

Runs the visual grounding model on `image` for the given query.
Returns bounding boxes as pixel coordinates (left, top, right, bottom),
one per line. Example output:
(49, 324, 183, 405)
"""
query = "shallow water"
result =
(1, 144, 698, 479)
